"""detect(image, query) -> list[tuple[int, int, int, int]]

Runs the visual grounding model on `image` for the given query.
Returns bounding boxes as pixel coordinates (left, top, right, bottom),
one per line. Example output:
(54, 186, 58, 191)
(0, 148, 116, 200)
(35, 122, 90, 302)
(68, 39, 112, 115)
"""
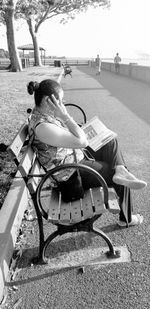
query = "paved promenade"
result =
(2, 67, 150, 309)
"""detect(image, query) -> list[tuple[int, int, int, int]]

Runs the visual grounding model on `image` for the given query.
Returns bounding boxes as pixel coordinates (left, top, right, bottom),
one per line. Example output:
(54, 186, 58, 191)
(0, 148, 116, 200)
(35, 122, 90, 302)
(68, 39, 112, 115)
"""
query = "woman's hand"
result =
(49, 95, 88, 146)
(50, 94, 69, 121)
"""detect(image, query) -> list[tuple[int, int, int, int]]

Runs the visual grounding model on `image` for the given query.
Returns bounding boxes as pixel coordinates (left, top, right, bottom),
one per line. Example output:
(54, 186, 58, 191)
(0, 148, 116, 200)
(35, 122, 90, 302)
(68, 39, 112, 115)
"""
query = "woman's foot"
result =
(118, 214, 143, 227)
(113, 165, 147, 190)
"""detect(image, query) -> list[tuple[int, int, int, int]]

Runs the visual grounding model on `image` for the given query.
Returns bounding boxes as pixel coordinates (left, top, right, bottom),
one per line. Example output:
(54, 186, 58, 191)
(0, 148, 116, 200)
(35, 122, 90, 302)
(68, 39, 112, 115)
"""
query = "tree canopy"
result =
(0, 0, 110, 69)
(16, 0, 110, 28)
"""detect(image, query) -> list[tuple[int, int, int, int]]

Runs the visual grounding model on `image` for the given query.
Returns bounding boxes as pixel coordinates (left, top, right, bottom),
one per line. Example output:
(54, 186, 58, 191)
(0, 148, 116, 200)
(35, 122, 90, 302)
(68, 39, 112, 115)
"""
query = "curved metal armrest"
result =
(27, 104, 87, 127)
(65, 103, 87, 126)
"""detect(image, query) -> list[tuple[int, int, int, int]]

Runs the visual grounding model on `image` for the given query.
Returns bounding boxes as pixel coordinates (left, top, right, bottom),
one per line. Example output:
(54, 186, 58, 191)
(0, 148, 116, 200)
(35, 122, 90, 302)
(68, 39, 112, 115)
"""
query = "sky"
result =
(0, 0, 150, 59)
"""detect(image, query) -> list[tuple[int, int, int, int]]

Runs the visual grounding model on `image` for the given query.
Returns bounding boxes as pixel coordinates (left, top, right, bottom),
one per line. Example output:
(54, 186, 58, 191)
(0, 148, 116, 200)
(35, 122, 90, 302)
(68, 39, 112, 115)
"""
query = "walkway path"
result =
(3, 67, 150, 309)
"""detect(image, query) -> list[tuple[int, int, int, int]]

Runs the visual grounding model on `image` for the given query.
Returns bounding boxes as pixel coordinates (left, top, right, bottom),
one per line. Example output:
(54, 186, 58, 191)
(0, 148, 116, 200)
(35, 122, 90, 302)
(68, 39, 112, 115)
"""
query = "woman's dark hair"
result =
(27, 79, 62, 106)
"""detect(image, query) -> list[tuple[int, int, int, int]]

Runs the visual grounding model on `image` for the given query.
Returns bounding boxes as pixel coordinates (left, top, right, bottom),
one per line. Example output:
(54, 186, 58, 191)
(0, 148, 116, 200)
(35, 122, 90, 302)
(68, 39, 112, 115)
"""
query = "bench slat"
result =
(40, 189, 52, 215)
(59, 202, 71, 225)
(81, 189, 95, 220)
(18, 146, 35, 178)
(7, 122, 28, 159)
(70, 200, 82, 224)
(92, 187, 106, 215)
(48, 189, 60, 223)
(27, 159, 41, 194)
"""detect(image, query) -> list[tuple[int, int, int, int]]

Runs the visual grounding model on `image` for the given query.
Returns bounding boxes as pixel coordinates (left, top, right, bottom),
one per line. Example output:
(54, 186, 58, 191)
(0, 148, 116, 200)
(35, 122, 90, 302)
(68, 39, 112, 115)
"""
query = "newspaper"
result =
(82, 116, 117, 151)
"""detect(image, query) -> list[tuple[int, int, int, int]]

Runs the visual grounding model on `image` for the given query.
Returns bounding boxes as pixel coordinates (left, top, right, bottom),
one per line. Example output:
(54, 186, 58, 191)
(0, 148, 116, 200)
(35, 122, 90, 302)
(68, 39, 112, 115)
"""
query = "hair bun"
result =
(27, 81, 39, 95)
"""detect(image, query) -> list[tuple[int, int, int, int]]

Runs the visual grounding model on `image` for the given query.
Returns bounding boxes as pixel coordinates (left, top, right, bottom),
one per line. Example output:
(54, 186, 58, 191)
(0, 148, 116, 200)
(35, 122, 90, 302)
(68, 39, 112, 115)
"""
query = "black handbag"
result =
(57, 170, 84, 203)
(57, 149, 84, 203)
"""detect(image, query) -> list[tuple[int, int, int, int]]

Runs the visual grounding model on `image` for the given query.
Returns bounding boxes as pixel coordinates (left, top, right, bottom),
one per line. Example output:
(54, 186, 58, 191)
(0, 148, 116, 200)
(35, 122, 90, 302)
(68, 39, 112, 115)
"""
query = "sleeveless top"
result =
(28, 108, 84, 181)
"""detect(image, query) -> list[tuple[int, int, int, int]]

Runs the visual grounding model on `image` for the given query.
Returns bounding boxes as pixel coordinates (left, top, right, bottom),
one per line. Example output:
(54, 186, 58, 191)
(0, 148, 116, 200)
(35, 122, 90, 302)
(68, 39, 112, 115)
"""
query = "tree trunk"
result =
(27, 19, 42, 67)
(5, 2, 22, 72)
(32, 34, 42, 66)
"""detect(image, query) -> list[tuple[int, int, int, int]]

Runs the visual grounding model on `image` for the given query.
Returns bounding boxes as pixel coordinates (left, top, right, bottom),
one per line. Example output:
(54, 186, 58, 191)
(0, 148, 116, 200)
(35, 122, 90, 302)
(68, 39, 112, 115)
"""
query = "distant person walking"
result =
(114, 53, 121, 73)
(96, 54, 101, 75)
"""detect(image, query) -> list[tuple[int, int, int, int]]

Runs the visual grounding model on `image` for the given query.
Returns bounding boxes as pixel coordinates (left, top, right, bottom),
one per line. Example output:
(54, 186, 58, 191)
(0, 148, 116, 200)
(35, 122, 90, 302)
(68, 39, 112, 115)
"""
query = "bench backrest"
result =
(8, 122, 28, 162)
(7, 121, 42, 194)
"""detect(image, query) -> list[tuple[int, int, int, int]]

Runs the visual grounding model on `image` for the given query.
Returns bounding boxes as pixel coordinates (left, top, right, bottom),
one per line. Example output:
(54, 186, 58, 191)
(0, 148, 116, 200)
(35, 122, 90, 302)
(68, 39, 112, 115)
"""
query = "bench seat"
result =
(47, 187, 119, 225)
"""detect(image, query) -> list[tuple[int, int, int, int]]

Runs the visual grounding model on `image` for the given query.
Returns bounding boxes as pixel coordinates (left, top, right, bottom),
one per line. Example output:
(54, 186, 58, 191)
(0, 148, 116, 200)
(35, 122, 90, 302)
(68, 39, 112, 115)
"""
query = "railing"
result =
(37, 58, 91, 66)
(0, 58, 93, 69)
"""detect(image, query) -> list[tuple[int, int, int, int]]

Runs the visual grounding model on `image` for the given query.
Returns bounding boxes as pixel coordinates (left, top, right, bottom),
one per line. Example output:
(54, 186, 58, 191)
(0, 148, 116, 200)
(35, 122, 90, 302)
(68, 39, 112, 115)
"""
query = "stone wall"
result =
(101, 61, 150, 83)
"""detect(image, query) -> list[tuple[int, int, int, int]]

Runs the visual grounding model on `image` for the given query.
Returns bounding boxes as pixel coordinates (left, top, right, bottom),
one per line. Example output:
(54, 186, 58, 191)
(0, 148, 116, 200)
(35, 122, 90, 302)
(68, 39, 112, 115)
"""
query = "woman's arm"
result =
(35, 122, 88, 149)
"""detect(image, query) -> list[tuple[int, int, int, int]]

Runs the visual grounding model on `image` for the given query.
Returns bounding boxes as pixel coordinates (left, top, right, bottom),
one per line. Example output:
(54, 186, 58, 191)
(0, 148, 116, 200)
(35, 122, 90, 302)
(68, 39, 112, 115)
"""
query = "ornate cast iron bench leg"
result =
(91, 226, 120, 258)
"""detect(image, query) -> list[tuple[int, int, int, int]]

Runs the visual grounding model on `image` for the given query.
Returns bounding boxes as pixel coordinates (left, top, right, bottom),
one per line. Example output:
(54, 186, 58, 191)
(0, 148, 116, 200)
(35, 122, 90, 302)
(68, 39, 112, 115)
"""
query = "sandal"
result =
(118, 214, 143, 227)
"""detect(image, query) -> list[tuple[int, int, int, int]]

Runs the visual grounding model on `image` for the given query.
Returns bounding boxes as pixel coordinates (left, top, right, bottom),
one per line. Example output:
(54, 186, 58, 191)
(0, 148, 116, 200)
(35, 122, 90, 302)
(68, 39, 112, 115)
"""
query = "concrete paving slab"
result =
(44, 246, 131, 271)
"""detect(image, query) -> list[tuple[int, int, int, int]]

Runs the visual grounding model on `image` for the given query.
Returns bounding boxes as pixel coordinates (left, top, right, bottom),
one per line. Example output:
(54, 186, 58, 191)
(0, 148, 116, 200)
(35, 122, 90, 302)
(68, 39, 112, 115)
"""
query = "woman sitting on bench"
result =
(27, 79, 147, 227)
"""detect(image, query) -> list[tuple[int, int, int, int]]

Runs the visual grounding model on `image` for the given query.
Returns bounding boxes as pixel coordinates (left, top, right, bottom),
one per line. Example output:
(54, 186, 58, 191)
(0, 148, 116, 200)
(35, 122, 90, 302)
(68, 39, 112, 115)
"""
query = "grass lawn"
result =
(0, 66, 61, 209)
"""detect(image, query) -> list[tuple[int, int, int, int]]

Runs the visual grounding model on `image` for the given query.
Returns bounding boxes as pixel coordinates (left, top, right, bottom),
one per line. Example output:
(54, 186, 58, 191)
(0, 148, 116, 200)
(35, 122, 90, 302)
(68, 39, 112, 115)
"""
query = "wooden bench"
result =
(7, 116, 121, 264)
